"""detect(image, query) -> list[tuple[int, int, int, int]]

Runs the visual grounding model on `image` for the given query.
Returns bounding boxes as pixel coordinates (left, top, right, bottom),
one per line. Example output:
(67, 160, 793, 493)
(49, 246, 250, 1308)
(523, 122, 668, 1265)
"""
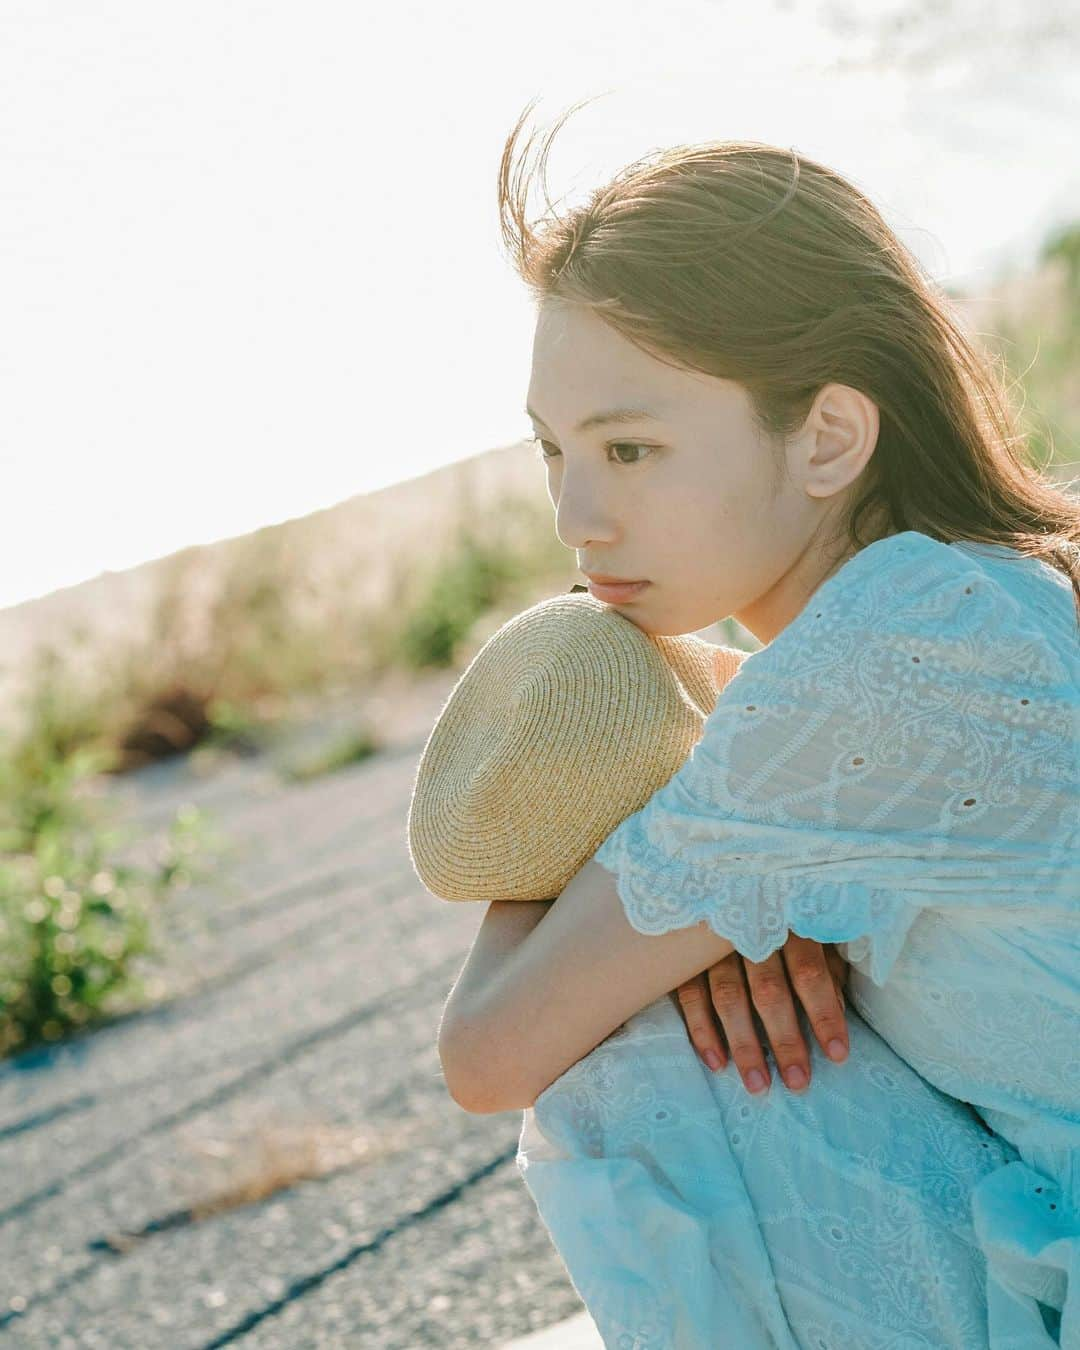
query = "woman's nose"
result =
(555, 491, 616, 553)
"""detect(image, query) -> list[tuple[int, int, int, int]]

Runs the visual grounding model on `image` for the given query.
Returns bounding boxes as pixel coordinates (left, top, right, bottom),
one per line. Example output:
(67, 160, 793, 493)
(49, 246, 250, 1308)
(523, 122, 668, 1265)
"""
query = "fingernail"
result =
(746, 1069, 768, 1094)
(827, 1039, 849, 1062)
(783, 1066, 808, 1091)
(703, 1050, 723, 1071)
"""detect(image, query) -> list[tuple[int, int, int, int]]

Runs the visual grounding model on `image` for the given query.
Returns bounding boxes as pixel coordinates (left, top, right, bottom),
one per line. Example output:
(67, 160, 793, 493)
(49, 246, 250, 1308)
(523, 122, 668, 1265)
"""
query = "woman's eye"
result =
(608, 442, 653, 466)
(531, 438, 653, 466)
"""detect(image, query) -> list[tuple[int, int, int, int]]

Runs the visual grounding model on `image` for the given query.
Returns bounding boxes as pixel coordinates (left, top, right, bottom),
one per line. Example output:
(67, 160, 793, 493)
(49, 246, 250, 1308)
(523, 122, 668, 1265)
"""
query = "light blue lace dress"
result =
(515, 530, 1080, 1349)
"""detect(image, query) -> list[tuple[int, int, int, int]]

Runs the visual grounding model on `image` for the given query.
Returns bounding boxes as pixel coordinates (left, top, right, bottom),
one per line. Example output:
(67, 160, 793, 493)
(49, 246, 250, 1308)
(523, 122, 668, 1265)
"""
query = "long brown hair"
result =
(497, 97, 1080, 626)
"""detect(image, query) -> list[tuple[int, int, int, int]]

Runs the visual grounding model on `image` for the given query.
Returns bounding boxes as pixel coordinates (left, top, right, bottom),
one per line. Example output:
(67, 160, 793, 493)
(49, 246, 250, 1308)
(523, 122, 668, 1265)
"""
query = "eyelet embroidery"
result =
(523, 930, 1067, 1350)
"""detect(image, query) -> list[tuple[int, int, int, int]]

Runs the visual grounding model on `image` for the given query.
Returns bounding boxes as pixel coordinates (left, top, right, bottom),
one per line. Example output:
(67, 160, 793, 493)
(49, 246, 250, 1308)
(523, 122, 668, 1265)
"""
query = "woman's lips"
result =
(586, 579, 650, 603)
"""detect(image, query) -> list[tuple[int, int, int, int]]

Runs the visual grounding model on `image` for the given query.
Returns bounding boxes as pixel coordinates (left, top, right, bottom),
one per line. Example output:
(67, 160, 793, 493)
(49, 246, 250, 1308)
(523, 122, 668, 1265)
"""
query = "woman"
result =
(438, 101, 1080, 1347)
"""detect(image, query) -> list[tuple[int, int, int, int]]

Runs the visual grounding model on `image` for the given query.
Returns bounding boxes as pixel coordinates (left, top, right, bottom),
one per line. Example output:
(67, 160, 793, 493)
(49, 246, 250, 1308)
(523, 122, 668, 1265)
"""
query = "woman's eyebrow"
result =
(525, 405, 667, 433)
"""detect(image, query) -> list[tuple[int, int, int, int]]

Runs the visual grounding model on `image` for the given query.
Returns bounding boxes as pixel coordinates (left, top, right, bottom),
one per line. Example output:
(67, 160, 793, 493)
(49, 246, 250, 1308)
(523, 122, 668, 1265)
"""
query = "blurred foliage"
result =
(0, 733, 225, 1059)
(393, 527, 528, 669)
(4, 487, 570, 788)
(277, 726, 380, 784)
(969, 228, 1080, 475)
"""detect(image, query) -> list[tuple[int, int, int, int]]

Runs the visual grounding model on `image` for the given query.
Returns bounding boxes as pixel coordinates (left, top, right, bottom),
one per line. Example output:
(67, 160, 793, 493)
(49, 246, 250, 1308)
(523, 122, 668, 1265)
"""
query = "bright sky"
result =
(2, 0, 1077, 612)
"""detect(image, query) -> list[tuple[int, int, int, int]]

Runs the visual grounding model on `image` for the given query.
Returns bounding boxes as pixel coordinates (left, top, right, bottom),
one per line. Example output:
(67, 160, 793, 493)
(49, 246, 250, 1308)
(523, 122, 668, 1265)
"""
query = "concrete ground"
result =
(500, 1310, 603, 1348)
(0, 670, 591, 1347)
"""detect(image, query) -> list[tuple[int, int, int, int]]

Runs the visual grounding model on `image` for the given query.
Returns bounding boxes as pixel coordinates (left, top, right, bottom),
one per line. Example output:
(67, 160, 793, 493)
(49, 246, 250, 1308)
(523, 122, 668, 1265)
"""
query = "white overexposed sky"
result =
(1, 0, 1077, 612)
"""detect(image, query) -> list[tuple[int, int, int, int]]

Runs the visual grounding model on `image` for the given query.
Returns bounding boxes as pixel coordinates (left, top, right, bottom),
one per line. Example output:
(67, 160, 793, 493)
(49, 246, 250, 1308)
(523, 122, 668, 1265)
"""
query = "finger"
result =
(675, 974, 728, 1071)
(825, 948, 850, 1010)
(740, 950, 812, 1093)
(782, 935, 850, 1064)
(706, 954, 771, 1095)
(824, 944, 851, 991)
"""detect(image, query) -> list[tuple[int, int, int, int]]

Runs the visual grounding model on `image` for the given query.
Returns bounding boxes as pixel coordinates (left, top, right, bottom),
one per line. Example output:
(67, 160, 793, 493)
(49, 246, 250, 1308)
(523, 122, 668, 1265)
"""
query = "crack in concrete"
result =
(197, 1144, 520, 1349)
(0, 1140, 519, 1338)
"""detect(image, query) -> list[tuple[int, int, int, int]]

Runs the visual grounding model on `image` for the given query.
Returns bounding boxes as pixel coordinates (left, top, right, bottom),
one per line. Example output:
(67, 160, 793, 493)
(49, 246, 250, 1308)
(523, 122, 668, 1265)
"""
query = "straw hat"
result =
(406, 587, 746, 902)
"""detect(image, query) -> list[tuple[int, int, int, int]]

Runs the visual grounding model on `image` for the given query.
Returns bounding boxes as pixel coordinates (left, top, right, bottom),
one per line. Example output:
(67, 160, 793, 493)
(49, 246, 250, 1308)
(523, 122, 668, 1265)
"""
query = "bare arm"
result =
(437, 899, 554, 1082)
(440, 899, 555, 1022)
(439, 860, 737, 1113)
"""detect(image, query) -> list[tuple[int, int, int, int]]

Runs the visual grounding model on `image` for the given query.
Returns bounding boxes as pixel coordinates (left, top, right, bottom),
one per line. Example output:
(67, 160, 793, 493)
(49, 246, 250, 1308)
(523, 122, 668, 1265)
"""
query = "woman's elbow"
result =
(437, 1010, 535, 1114)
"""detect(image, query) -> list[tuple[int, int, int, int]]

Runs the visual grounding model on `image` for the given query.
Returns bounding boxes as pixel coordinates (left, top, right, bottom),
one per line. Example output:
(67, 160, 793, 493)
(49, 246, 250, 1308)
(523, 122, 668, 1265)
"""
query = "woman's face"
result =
(526, 298, 880, 645)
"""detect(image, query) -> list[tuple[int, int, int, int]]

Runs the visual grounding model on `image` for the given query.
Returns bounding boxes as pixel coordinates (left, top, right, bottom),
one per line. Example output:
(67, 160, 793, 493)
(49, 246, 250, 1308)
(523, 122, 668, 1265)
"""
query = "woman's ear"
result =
(712, 645, 746, 692)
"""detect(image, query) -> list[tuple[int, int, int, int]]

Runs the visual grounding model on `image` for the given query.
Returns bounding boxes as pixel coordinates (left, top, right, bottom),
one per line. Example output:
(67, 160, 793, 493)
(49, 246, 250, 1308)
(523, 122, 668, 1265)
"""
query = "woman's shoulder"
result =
(738, 529, 1077, 697)
(704, 528, 1077, 812)
(946, 535, 1078, 648)
(804, 527, 1072, 631)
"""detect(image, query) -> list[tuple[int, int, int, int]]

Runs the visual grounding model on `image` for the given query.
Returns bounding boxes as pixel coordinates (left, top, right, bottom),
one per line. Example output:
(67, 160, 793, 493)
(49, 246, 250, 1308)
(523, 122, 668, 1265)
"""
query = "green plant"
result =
(276, 725, 380, 783)
(0, 736, 226, 1058)
(10, 644, 117, 783)
(202, 697, 276, 755)
(393, 527, 528, 669)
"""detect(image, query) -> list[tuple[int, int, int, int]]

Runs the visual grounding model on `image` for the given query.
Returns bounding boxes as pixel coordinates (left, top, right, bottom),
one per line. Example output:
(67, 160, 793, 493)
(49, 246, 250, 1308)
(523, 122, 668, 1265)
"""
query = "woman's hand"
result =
(673, 935, 851, 1095)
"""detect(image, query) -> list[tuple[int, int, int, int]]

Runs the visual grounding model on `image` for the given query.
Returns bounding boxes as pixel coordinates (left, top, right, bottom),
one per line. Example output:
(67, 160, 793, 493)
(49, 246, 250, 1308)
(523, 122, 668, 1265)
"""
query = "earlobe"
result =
(804, 429, 857, 497)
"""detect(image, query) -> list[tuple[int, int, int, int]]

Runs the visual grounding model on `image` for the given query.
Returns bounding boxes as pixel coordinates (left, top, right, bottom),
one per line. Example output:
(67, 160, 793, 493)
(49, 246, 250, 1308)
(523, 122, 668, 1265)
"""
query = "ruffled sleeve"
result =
(593, 530, 1080, 987)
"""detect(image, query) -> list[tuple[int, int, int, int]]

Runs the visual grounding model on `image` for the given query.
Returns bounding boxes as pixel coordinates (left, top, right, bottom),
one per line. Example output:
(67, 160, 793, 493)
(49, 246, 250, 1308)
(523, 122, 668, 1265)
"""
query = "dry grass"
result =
(96, 1112, 428, 1253)
(175, 1114, 426, 1219)
(0, 440, 554, 745)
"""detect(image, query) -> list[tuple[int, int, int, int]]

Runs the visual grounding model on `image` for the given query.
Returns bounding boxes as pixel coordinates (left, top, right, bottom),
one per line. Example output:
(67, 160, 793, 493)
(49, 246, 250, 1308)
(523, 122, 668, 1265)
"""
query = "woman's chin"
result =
(620, 610, 705, 638)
